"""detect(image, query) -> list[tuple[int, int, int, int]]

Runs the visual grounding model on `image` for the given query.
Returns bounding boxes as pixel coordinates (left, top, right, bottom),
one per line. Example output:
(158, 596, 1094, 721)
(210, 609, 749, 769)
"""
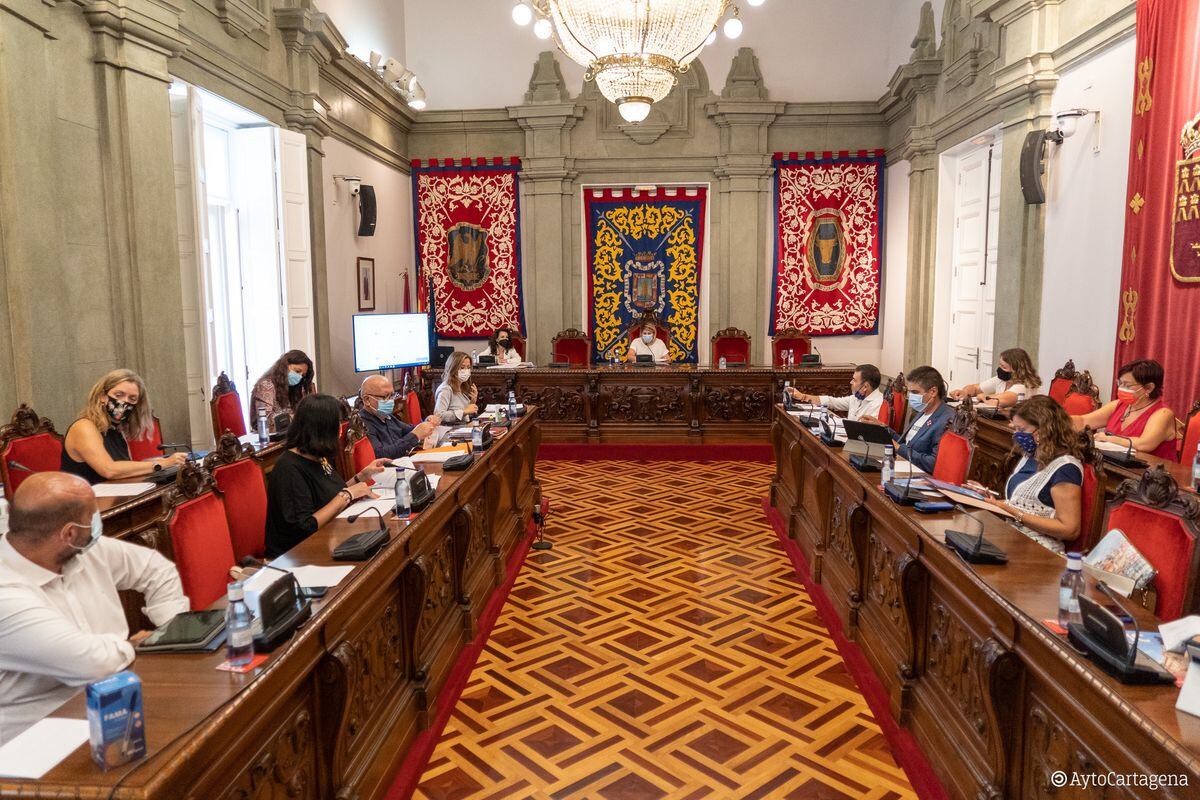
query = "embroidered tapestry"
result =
(585, 187, 706, 364)
(770, 151, 885, 336)
(412, 158, 525, 339)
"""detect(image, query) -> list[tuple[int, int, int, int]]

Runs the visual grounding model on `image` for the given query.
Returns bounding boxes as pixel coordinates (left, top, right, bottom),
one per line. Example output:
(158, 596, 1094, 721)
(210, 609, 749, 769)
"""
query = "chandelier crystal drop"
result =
(513, 1, 762, 123)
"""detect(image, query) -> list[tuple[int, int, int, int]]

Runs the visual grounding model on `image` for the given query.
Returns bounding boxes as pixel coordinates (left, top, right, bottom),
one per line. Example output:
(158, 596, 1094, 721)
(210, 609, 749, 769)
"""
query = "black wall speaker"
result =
(1020, 130, 1050, 205)
(357, 185, 377, 236)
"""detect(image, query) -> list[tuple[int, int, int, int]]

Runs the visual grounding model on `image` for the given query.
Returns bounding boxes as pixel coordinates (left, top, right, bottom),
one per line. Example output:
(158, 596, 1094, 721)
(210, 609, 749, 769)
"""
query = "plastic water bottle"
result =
(225, 582, 255, 667)
(719, 356, 727, 370)
(508, 390, 518, 418)
(471, 349, 478, 365)
(1016, 391, 1027, 406)
(472, 425, 484, 450)
(1058, 553, 1085, 628)
(394, 473, 411, 518)
(881, 445, 895, 487)
(0, 487, 8, 536)
(783, 380, 792, 408)
(1191, 448, 1200, 492)
(256, 409, 269, 446)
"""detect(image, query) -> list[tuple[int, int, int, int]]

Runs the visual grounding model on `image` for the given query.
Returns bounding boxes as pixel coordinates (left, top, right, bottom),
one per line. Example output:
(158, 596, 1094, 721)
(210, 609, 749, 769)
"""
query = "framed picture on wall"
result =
(357, 257, 376, 311)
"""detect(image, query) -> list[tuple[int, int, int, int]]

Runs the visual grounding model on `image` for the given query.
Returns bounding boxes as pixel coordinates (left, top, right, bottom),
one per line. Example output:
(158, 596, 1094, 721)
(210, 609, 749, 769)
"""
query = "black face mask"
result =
(105, 397, 133, 423)
(498, 339, 510, 347)
(996, 367, 1013, 382)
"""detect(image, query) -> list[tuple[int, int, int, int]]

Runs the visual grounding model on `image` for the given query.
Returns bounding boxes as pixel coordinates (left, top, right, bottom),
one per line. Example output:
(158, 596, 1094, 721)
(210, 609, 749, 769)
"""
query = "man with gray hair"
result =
(0, 472, 188, 743)
(359, 375, 440, 459)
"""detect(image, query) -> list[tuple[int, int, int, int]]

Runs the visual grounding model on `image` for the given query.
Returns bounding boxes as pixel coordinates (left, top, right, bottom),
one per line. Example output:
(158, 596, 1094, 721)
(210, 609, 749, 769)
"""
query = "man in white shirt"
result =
(626, 322, 671, 364)
(0, 472, 188, 743)
(789, 364, 886, 423)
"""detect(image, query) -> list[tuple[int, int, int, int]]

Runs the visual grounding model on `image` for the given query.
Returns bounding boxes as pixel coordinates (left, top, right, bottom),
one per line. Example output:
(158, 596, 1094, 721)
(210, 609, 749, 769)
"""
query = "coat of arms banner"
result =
(585, 187, 707, 364)
(770, 150, 885, 336)
(412, 158, 525, 339)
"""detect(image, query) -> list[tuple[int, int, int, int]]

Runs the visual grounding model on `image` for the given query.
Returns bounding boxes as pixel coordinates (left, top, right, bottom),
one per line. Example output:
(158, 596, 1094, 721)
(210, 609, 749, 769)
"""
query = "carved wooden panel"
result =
(1023, 701, 1133, 800)
(827, 494, 855, 568)
(702, 386, 771, 422)
(515, 386, 584, 422)
(415, 537, 456, 655)
(926, 600, 987, 741)
(604, 385, 686, 423)
(218, 696, 318, 800)
(866, 534, 903, 628)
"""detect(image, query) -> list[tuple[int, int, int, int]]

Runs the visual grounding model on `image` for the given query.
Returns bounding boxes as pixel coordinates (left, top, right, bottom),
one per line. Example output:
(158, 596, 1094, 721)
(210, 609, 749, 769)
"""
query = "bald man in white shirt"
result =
(0, 472, 188, 743)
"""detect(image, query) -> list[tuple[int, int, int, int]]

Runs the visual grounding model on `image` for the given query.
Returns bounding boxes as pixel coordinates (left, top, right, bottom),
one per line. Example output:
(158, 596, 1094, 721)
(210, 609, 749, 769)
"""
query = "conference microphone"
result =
(347, 505, 388, 532)
(335, 506, 391, 562)
(945, 509, 1007, 565)
(8, 460, 33, 472)
(1096, 581, 1141, 672)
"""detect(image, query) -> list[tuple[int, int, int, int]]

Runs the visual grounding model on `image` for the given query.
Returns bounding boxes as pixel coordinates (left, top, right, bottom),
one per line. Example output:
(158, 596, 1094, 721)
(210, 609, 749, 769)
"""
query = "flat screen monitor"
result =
(352, 313, 431, 372)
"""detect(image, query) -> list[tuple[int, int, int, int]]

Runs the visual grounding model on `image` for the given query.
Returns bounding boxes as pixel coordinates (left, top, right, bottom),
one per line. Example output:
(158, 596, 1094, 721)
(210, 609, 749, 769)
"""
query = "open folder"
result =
(410, 444, 471, 464)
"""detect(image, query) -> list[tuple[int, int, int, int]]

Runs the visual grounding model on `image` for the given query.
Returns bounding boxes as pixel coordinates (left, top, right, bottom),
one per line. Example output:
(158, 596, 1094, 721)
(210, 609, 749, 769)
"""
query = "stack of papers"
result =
(0, 718, 89, 778)
(93, 482, 156, 498)
(287, 565, 355, 589)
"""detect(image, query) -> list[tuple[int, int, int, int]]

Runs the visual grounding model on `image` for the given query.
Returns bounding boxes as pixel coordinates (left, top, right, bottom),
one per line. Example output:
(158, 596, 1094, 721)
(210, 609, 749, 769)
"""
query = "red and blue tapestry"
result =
(412, 158, 525, 339)
(585, 187, 706, 364)
(770, 150, 885, 336)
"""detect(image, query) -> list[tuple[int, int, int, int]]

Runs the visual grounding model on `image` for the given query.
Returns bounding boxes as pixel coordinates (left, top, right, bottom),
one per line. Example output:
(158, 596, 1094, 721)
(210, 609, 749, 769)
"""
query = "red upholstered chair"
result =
(163, 463, 237, 610)
(1048, 359, 1078, 405)
(406, 390, 425, 426)
(551, 329, 592, 366)
(509, 332, 527, 361)
(882, 373, 908, 434)
(210, 372, 247, 439)
(1179, 400, 1200, 465)
(345, 412, 377, 477)
(127, 416, 163, 462)
(931, 401, 977, 485)
(771, 328, 812, 366)
(1061, 370, 1101, 416)
(205, 434, 268, 561)
(0, 404, 64, 496)
(1074, 462, 1105, 554)
(1104, 466, 1200, 621)
(626, 314, 672, 348)
(711, 327, 751, 365)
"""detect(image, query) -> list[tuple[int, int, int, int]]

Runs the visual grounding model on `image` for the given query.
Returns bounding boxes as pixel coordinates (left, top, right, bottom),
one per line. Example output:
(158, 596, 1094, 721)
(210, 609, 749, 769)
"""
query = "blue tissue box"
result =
(86, 671, 146, 770)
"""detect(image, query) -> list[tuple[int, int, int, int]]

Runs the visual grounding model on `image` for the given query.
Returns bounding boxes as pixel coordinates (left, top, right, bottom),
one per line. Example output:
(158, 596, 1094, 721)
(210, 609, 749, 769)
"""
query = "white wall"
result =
(880, 160, 911, 377)
(322, 139, 414, 397)
(318, 0, 407, 64)
(1039, 34, 1135, 398)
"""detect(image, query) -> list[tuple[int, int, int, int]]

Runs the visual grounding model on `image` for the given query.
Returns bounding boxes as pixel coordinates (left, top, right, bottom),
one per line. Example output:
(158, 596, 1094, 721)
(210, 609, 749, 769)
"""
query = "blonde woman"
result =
(433, 352, 479, 423)
(60, 369, 186, 484)
(950, 347, 1042, 408)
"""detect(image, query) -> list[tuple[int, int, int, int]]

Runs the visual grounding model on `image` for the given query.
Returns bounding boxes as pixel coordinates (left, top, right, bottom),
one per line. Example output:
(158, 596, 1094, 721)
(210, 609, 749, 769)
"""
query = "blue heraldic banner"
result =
(585, 187, 707, 364)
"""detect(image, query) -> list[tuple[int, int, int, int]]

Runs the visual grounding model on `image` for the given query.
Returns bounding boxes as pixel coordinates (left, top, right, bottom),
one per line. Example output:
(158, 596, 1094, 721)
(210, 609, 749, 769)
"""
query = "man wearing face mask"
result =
(358, 375, 441, 458)
(0, 472, 188, 743)
(787, 364, 885, 422)
(627, 322, 670, 364)
(891, 365, 955, 473)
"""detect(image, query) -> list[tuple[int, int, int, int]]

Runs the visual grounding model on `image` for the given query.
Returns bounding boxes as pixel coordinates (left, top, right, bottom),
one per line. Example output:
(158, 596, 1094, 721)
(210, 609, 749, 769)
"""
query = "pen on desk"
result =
(119, 688, 139, 759)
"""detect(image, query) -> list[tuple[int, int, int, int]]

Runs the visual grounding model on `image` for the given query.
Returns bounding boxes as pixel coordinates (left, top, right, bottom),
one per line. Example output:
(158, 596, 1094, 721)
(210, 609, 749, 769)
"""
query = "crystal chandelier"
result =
(513, 0, 766, 123)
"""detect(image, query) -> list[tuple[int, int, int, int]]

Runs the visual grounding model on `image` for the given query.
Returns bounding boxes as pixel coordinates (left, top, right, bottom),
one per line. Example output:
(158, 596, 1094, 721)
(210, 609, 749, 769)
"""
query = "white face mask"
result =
(457, 368, 472, 382)
(641, 333, 655, 345)
(67, 511, 103, 553)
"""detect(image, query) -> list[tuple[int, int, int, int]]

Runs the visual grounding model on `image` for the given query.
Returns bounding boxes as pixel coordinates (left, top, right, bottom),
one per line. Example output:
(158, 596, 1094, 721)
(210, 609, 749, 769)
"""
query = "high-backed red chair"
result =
(127, 416, 163, 462)
(508, 331, 527, 361)
(1048, 359, 1078, 404)
(625, 314, 672, 348)
(345, 412, 377, 477)
(1105, 465, 1200, 621)
(204, 433, 268, 561)
(551, 328, 592, 366)
(882, 373, 908, 434)
(163, 463, 237, 610)
(0, 404, 64, 496)
(1179, 400, 1200, 465)
(711, 327, 751, 365)
(1061, 370, 1101, 416)
(210, 372, 247, 439)
(406, 390, 424, 425)
(931, 401, 976, 485)
(771, 328, 812, 366)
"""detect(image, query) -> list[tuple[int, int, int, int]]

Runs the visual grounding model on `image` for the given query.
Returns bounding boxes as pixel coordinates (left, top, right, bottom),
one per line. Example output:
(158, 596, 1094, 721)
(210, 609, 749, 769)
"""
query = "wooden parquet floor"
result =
(412, 459, 917, 800)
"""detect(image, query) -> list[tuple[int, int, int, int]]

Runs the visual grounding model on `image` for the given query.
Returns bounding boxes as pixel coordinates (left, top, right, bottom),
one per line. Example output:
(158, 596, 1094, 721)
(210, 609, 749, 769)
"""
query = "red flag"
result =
(402, 271, 411, 313)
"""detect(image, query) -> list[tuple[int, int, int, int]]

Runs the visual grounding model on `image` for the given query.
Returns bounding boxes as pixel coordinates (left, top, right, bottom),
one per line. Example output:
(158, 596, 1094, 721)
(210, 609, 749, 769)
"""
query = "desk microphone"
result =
(8, 460, 32, 472)
(1096, 581, 1141, 671)
(346, 505, 388, 532)
(945, 510, 1007, 564)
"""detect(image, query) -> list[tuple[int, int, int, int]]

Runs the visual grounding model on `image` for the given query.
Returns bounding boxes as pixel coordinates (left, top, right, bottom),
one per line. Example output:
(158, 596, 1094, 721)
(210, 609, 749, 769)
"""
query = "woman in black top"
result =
(265, 394, 391, 557)
(61, 369, 186, 484)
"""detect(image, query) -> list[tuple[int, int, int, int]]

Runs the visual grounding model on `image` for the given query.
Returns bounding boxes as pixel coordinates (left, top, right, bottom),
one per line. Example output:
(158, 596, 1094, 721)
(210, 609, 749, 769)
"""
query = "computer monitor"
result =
(352, 313, 431, 372)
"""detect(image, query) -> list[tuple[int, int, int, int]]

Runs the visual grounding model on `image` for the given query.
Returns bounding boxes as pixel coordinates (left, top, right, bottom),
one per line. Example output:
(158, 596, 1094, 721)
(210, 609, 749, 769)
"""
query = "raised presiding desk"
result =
(1, 410, 541, 800)
(420, 364, 855, 442)
(770, 406, 1200, 799)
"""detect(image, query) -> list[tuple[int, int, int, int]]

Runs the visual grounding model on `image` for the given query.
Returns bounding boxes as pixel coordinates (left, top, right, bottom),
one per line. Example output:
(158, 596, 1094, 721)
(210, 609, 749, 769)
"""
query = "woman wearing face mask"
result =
(250, 350, 316, 431)
(61, 369, 187, 484)
(891, 366, 955, 473)
(950, 347, 1041, 408)
(486, 327, 523, 366)
(1071, 358, 1178, 459)
(627, 322, 670, 364)
(977, 396, 1083, 553)
(434, 351, 480, 423)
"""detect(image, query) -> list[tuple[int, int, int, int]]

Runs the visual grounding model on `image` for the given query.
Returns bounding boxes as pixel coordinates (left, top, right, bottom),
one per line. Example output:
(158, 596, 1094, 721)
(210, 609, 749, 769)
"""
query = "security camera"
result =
(381, 58, 405, 84)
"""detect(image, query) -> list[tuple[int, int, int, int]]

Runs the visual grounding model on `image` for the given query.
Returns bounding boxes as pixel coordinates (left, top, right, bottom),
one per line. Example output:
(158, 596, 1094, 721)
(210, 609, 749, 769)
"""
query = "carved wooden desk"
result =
(1, 412, 541, 800)
(419, 364, 855, 443)
(770, 407, 1200, 799)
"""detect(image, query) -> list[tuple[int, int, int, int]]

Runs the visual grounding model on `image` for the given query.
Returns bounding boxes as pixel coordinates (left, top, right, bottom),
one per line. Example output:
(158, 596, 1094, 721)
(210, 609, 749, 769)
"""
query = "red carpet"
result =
(762, 498, 949, 800)
(537, 442, 773, 462)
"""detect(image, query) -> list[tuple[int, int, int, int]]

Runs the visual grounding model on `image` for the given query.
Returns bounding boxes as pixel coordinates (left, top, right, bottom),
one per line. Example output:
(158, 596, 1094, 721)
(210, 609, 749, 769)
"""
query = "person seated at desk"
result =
(950, 347, 1041, 408)
(627, 322, 670, 364)
(264, 394, 390, 558)
(0, 472, 189, 744)
(892, 366, 954, 473)
(1071, 358, 1178, 459)
(787, 364, 885, 422)
(485, 327, 523, 366)
(976, 396, 1083, 554)
(359, 376, 440, 459)
(61, 369, 187, 484)
(251, 349, 316, 431)
(433, 352, 479, 424)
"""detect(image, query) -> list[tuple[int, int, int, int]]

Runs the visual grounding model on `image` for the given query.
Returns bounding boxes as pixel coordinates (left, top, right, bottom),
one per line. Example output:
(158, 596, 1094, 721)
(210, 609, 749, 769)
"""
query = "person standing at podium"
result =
(626, 322, 670, 364)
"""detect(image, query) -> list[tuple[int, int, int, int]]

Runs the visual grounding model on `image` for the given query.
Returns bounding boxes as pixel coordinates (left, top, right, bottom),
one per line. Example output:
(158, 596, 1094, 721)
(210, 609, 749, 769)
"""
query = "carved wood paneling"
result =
(702, 386, 771, 422)
(866, 534, 903, 628)
(219, 700, 318, 800)
(1024, 701, 1127, 800)
(604, 384, 686, 423)
(926, 600, 988, 741)
(514, 386, 584, 422)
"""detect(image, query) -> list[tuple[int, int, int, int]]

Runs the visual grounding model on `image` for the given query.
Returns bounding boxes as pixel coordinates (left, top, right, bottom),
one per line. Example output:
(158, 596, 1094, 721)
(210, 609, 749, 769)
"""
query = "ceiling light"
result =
(512, 2, 534, 26)
(724, 15, 743, 39)
(617, 99, 652, 123)
(533, 17, 553, 39)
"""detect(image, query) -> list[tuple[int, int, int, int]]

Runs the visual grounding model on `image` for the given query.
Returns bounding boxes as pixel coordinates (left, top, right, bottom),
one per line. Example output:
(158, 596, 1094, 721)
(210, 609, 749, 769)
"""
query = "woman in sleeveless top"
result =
(61, 369, 186, 484)
(1071, 359, 1178, 460)
(981, 396, 1084, 554)
(250, 350, 316, 431)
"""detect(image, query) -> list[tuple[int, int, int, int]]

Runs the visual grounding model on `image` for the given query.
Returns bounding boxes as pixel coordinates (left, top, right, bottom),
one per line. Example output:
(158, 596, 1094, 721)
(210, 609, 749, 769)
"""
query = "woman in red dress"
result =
(1071, 359, 1178, 459)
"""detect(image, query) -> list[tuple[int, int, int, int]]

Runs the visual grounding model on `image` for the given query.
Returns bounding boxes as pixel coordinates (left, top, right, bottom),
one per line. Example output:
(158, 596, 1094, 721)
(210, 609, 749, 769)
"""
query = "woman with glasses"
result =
(1071, 358, 1178, 459)
(358, 375, 440, 458)
(60, 369, 187, 484)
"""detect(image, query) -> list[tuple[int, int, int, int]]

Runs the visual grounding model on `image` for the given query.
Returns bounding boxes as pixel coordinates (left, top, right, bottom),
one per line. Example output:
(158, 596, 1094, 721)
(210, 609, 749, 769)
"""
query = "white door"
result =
(277, 128, 316, 359)
(947, 141, 1000, 387)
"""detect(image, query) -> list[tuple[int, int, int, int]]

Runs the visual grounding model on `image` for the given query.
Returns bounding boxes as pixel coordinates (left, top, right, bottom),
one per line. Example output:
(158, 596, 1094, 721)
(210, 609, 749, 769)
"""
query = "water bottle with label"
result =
(1016, 390, 1027, 406)
(225, 581, 255, 667)
(471, 425, 484, 451)
(394, 473, 411, 518)
(508, 390, 518, 419)
(719, 356, 727, 370)
(782, 380, 792, 409)
(471, 349, 479, 365)
(881, 444, 895, 487)
(1058, 553, 1085, 628)
(256, 409, 269, 446)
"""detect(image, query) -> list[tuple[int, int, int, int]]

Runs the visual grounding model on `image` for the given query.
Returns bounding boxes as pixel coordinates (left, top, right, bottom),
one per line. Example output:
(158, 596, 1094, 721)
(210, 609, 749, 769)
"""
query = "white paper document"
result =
(411, 448, 469, 464)
(0, 717, 89, 778)
(336, 497, 396, 520)
(287, 565, 355, 589)
(893, 460, 925, 476)
(92, 482, 157, 497)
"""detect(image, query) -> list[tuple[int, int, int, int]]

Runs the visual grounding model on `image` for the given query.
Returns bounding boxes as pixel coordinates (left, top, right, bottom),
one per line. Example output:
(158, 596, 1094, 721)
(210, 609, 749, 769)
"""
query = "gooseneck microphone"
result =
(347, 505, 388, 532)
